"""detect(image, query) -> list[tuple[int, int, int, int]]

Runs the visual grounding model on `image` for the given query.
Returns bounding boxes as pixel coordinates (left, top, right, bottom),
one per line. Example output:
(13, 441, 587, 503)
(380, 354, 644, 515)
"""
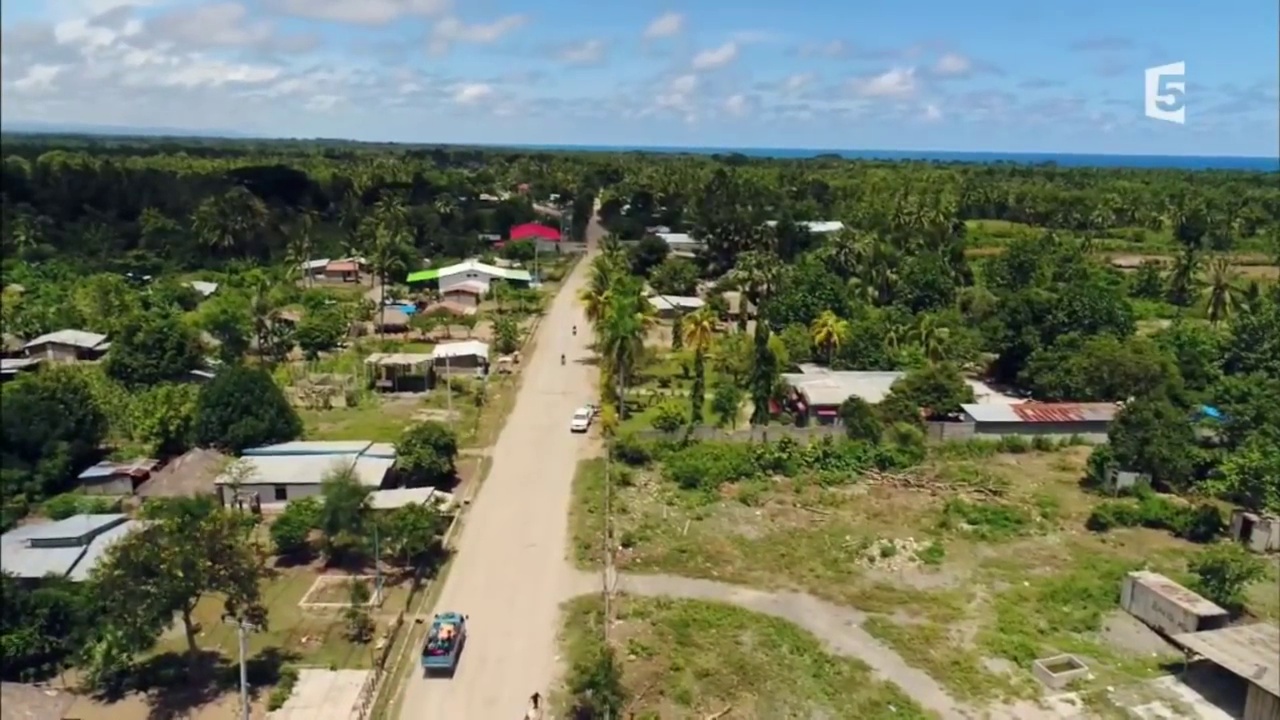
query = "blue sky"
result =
(1, 0, 1277, 156)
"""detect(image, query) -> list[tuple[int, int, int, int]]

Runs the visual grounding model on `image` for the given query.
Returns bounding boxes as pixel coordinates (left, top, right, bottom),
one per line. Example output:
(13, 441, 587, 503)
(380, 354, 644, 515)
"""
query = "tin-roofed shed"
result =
(0, 514, 142, 582)
(1171, 623, 1280, 720)
(961, 402, 1121, 441)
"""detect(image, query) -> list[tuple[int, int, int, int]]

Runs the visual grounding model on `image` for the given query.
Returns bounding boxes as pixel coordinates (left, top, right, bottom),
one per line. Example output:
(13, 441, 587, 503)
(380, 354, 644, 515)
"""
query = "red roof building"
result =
(508, 223, 561, 242)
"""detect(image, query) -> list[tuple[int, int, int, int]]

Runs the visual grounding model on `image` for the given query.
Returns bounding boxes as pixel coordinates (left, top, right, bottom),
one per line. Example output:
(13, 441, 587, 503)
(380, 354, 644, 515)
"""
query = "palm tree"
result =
(681, 308, 717, 425)
(596, 278, 651, 414)
(910, 315, 950, 364)
(287, 211, 316, 287)
(1204, 257, 1240, 327)
(809, 310, 848, 365)
(368, 197, 411, 338)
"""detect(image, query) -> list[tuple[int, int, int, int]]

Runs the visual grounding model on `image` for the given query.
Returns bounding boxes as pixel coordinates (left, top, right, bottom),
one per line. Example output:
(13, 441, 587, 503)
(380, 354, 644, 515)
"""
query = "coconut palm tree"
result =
(910, 314, 950, 364)
(287, 211, 316, 287)
(1204, 257, 1240, 327)
(681, 307, 717, 425)
(809, 310, 849, 365)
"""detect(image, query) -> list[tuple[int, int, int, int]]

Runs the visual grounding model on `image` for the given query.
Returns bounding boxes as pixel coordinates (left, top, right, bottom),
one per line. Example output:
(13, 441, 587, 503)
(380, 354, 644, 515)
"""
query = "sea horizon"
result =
(497, 143, 1280, 172)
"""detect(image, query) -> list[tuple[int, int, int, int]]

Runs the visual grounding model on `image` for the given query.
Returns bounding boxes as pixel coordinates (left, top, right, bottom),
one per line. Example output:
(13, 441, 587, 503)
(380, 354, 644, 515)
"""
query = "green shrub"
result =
(1190, 544, 1267, 611)
(1030, 436, 1056, 452)
(938, 499, 1032, 541)
(612, 434, 652, 466)
(1085, 493, 1224, 542)
(267, 666, 300, 710)
(995, 435, 1031, 453)
(41, 493, 119, 520)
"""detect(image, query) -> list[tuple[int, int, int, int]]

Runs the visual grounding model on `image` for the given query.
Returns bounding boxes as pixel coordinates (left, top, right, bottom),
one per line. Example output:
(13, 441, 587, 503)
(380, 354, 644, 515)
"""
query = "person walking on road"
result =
(530, 692, 541, 709)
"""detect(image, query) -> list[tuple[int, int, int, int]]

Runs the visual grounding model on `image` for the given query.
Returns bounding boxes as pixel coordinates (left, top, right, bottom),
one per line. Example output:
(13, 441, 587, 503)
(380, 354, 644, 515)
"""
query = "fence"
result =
(351, 610, 407, 720)
(629, 421, 975, 444)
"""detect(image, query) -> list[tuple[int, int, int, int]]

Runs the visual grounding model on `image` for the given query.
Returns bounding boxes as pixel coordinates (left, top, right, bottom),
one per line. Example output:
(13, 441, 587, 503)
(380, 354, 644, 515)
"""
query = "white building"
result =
(216, 440, 395, 507)
(436, 259, 533, 294)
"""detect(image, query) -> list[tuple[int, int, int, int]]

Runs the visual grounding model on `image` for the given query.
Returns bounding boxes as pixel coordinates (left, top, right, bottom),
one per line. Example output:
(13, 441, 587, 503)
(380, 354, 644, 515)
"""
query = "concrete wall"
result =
(971, 420, 1109, 442)
(218, 482, 322, 506)
(440, 290, 480, 308)
(631, 422, 971, 443)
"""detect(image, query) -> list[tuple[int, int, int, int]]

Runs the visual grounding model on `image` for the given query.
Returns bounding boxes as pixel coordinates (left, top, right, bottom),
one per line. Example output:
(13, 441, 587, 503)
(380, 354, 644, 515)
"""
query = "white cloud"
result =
(783, 73, 813, 93)
(850, 67, 917, 98)
(933, 52, 972, 77)
(724, 93, 750, 117)
(13, 64, 65, 93)
(922, 103, 942, 121)
(643, 12, 684, 40)
(451, 83, 493, 105)
(149, 3, 272, 48)
(557, 39, 604, 66)
(655, 73, 699, 112)
(429, 15, 526, 55)
(691, 42, 738, 71)
(268, 0, 451, 25)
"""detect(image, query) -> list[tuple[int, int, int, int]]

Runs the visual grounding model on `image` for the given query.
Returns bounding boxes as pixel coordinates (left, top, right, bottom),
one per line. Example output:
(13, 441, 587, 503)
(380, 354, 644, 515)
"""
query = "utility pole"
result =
(223, 615, 256, 720)
(373, 519, 382, 604)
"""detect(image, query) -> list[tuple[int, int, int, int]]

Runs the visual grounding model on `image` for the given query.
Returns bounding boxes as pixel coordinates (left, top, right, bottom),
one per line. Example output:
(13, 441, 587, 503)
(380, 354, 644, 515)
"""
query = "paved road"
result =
(396, 224, 601, 720)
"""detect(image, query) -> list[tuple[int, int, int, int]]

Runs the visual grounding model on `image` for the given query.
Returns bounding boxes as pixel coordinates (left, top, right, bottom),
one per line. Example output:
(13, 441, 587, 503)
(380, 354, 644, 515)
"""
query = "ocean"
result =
(506, 144, 1280, 172)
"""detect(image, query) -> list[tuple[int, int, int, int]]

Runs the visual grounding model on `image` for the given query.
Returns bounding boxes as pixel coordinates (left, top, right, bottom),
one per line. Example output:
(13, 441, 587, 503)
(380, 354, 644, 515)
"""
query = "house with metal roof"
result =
(961, 402, 1121, 441)
(218, 440, 397, 507)
(0, 514, 142, 582)
(765, 220, 846, 234)
(432, 340, 490, 376)
(23, 329, 109, 363)
(77, 458, 162, 495)
(655, 233, 703, 257)
(407, 259, 533, 292)
(648, 295, 706, 318)
(781, 366, 1015, 424)
(1, 356, 42, 382)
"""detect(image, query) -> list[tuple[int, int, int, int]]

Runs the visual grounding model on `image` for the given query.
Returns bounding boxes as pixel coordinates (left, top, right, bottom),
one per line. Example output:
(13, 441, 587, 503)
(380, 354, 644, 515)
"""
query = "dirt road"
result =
(395, 231, 599, 719)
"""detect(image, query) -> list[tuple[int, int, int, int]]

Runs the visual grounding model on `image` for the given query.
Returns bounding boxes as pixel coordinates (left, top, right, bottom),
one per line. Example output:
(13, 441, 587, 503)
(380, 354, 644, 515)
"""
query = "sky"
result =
(1, 0, 1277, 157)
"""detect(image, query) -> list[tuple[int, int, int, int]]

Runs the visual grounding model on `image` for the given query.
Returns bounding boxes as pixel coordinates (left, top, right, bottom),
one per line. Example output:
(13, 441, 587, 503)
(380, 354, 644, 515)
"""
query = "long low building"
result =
(1171, 623, 1279, 720)
(961, 402, 1121, 441)
(781, 366, 1014, 424)
(218, 441, 396, 506)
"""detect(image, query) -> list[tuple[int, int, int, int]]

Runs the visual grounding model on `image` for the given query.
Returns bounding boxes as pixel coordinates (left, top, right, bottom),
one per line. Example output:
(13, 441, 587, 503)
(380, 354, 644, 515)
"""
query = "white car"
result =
(569, 408, 592, 433)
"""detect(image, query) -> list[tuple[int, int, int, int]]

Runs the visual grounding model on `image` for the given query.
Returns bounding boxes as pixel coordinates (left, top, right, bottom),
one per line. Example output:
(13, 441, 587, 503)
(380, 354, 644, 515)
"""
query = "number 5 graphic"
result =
(1145, 62, 1186, 124)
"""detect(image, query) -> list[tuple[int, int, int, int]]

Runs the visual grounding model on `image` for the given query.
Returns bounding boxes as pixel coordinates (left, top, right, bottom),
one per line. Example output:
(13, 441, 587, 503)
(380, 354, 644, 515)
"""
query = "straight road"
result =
(396, 220, 602, 719)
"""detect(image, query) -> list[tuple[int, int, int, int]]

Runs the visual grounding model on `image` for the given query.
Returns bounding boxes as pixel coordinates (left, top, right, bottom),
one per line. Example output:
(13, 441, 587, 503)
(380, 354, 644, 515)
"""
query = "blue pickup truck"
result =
(421, 612, 467, 677)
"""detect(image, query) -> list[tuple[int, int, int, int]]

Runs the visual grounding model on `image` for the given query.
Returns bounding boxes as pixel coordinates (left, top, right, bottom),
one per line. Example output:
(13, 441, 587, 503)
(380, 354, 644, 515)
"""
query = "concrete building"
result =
(23, 330, 109, 362)
(781, 366, 1014, 425)
(0, 514, 142, 582)
(216, 441, 395, 507)
(1171, 623, 1279, 720)
(432, 340, 490, 376)
(962, 402, 1121, 441)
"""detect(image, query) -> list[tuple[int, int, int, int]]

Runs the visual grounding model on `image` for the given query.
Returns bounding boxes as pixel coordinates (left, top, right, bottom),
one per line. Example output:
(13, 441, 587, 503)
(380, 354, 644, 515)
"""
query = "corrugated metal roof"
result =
(217, 454, 360, 486)
(656, 233, 700, 246)
(367, 487, 456, 510)
(364, 352, 434, 367)
(436, 259, 532, 283)
(353, 457, 394, 488)
(1, 514, 140, 581)
(432, 340, 490, 360)
(1172, 623, 1280, 697)
(23, 329, 107, 350)
(648, 295, 705, 311)
(962, 402, 1120, 424)
(765, 220, 845, 234)
(1, 357, 41, 372)
(242, 441, 373, 457)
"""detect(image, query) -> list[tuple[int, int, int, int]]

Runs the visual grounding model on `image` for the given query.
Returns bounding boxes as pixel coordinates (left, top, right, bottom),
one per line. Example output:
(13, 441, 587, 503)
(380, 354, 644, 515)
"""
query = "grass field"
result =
(555, 594, 934, 720)
(570, 444, 1280, 704)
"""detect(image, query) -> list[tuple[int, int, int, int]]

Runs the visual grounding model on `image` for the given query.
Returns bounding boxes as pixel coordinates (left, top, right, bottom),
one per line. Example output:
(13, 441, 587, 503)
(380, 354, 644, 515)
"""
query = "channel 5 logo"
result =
(1145, 61, 1186, 124)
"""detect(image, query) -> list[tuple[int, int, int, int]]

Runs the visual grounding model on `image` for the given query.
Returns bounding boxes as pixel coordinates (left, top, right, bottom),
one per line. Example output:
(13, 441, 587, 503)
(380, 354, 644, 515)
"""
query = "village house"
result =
(440, 280, 486, 308)
(432, 340, 490, 377)
(765, 220, 846, 234)
(781, 366, 1014, 426)
(23, 329, 110, 362)
(961, 402, 1121, 441)
(648, 294, 706, 319)
(0, 514, 144, 582)
(508, 222, 565, 254)
(408, 259, 533, 294)
(216, 441, 394, 507)
(1, 357, 42, 382)
(655, 232, 703, 257)
(323, 257, 368, 283)
(77, 458, 163, 495)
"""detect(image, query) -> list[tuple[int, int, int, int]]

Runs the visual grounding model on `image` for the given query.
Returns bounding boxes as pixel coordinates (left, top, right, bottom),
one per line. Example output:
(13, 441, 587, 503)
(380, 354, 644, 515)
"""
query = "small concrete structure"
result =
(1032, 654, 1090, 690)
(432, 340, 490, 377)
(1121, 571, 1230, 638)
(1230, 509, 1280, 554)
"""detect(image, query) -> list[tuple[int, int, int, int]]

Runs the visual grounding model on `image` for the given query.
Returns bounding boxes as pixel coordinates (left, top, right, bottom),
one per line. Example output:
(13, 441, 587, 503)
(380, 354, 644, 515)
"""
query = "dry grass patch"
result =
(573, 440, 1274, 703)
(555, 594, 936, 720)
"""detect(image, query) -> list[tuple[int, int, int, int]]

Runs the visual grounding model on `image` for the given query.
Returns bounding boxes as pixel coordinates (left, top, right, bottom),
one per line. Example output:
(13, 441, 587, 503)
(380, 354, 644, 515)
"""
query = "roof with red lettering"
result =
(508, 223, 560, 241)
(962, 402, 1121, 424)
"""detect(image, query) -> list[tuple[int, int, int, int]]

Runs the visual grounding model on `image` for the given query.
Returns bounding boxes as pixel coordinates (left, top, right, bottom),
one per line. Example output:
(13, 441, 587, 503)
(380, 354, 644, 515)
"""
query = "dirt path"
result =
(601, 572, 971, 719)
(394, 221, 602, 720)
